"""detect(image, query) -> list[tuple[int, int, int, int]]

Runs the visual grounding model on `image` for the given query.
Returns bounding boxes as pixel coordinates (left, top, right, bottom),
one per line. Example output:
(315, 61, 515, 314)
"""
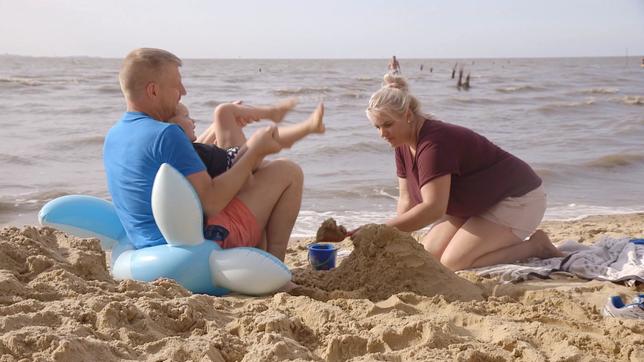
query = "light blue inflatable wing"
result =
(151, 163, 204, 246)
(38, 195, 127, 250)
(211, 247, 292, 295)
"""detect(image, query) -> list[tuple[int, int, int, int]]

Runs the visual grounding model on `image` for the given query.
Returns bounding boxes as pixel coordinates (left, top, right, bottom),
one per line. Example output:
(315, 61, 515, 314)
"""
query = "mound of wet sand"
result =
(315, 218, 347, 243)
(295, 224, 483, 302)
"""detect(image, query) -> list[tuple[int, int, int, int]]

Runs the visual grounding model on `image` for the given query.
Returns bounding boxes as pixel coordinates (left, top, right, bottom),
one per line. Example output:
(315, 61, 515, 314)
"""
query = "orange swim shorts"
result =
(205, 197, 262, 249)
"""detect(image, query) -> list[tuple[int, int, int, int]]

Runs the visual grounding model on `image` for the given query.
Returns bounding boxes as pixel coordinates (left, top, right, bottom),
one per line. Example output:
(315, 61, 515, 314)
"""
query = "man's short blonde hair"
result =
(118, 48, 182, 101)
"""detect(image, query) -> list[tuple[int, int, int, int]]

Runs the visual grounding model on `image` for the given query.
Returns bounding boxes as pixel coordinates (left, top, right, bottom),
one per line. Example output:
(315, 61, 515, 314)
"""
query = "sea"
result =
(1, 55, 643, 237)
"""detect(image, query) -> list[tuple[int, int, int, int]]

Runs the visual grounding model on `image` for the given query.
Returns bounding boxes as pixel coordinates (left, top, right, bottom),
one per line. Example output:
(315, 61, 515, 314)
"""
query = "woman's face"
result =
(369, 111, 409, 148)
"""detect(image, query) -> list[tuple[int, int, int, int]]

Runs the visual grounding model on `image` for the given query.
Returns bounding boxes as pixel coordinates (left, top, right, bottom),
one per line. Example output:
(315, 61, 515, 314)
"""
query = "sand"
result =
(1, 214, 643, 361)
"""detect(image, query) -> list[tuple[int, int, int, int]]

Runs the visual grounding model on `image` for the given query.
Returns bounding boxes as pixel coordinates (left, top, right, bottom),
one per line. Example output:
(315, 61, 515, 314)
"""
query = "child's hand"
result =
(236, 115, 260, 127)
(247, 126, 282, 157)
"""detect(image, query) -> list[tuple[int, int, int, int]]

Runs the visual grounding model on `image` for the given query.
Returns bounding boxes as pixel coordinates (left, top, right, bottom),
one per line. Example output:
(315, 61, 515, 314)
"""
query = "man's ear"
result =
(145, 81, 158, 98)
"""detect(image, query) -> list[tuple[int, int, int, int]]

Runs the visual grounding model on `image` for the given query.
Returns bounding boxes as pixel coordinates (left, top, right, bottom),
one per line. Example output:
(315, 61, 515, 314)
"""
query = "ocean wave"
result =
(200, 99, 268, 109)
(533, 167, 559, 179)
(293, 210, 396, 237)
(495, 85, 546, 93)
(544, 204, 644, 221)
(0, 200, 17, 213)
(0, 77, 81, 87)
(584, 153, 644, 169)
(339, 91, 367, 99)
(0, 153, 36, 166)
(447, 96, 509, 105)
(537, 98, 596, 113)
(0, 190, 70, 217)
(273, 86, 330, 96)
(355, 77, 378, 83)
(43, 135, 105, 152)
(621, 95, 644, 106)
(312, 141, 389, 156)
(96, 85, 122, 94)
(0, 77, 47, 87)
(305, 188, 394, 201)
(579, 87, 619, 95)
(202, 100, 223, 108)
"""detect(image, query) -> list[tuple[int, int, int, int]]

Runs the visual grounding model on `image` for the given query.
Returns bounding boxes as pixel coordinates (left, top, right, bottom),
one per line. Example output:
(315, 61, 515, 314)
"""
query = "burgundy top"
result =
(395, 119, 542, 218)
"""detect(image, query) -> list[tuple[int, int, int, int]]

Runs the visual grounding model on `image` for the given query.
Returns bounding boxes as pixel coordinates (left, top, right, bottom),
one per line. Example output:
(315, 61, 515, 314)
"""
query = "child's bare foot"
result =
(306, 102, 325, 134)
(528, 230, 565, 259)
(270, 98, 297, 123)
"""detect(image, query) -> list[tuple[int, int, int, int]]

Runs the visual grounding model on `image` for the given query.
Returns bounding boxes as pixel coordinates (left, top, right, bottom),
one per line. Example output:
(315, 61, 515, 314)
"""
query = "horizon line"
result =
(2, 53, 643, 61)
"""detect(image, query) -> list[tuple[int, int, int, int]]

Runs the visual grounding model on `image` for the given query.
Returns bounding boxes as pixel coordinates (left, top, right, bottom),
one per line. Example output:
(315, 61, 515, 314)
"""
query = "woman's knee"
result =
(439, 251, 472, 271)
(421, 235, 443, 259)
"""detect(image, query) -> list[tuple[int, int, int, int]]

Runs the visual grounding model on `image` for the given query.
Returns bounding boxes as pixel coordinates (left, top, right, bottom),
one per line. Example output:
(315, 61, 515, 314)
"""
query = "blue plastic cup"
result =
(307, 243, 338, 270)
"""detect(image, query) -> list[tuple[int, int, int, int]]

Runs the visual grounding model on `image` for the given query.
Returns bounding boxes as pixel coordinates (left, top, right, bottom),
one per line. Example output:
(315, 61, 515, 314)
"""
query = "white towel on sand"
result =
(464, 237, 644, 284)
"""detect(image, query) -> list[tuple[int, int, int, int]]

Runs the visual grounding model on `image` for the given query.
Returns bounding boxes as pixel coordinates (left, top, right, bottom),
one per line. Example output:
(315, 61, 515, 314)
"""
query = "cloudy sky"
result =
(1, 0, 643, 58)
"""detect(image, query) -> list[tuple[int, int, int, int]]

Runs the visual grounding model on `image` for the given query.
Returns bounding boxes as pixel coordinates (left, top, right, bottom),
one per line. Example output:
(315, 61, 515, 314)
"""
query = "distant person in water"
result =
(420, 64, 424, 71)
(388, 56, 401, 74)
(170, 101, 325, 178)
(364, 72, 563, 271)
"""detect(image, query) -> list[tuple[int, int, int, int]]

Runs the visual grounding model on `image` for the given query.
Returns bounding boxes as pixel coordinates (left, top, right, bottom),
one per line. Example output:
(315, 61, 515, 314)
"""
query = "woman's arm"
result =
(396, 177, 412, 216)
(387, 174, 451, 232)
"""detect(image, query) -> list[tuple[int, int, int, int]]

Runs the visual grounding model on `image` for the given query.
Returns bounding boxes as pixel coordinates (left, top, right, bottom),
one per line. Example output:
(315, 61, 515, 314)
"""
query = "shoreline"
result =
(291, 211, 644, 243)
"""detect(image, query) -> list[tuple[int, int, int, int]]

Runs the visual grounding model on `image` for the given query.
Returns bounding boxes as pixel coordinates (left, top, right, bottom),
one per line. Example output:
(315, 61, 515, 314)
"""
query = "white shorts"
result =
(479, 185, 547, 240)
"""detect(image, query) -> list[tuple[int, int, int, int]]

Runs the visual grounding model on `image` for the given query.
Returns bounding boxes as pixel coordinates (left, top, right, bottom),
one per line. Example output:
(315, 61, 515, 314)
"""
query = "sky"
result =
(1, 0, 643, 59)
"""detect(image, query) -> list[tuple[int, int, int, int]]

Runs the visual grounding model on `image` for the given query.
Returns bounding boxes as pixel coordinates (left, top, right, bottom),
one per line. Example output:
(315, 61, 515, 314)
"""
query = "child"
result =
(171, 100, 324, 178)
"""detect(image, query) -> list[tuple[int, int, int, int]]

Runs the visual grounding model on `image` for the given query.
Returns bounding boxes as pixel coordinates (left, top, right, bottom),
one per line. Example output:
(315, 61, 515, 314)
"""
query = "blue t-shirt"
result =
(103, 112, 206, 249)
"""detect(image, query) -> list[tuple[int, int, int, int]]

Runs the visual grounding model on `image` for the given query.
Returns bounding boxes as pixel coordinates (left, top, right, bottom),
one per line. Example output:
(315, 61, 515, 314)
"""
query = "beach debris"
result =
(457, 68, 471, 90)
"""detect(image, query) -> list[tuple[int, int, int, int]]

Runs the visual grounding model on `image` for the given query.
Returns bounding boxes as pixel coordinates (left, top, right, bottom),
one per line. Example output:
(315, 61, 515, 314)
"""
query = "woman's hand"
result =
(346, 227, 362, 239)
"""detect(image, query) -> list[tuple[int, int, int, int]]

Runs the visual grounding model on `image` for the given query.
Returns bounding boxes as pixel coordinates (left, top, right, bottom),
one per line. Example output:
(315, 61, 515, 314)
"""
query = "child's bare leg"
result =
(277, 102, 325, 148)
(231, 102, 325, 171)
(196, 99, 297, 148)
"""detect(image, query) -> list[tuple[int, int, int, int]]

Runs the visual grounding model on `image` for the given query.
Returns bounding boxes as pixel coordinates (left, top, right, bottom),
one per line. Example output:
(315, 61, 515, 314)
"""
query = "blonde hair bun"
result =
(383, 73, 409, 92)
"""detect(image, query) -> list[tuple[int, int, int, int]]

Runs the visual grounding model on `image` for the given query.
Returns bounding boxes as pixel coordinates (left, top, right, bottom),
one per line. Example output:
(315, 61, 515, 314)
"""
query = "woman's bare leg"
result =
(439, 217, 562, 271)
(420, 215, 466, 259)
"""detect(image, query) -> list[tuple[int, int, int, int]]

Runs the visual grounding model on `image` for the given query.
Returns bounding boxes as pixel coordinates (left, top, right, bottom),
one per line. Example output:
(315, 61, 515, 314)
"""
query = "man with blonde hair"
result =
(104, 48, 305, 261)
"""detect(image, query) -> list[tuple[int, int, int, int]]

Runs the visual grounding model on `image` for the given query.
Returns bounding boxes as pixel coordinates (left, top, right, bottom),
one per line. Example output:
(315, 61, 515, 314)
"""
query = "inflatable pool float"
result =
(38, 163, 291, 296)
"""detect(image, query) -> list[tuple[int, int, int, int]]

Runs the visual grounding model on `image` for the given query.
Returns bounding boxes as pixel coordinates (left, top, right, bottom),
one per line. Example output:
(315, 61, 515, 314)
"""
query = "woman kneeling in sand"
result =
(365, 73, 563, 271)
